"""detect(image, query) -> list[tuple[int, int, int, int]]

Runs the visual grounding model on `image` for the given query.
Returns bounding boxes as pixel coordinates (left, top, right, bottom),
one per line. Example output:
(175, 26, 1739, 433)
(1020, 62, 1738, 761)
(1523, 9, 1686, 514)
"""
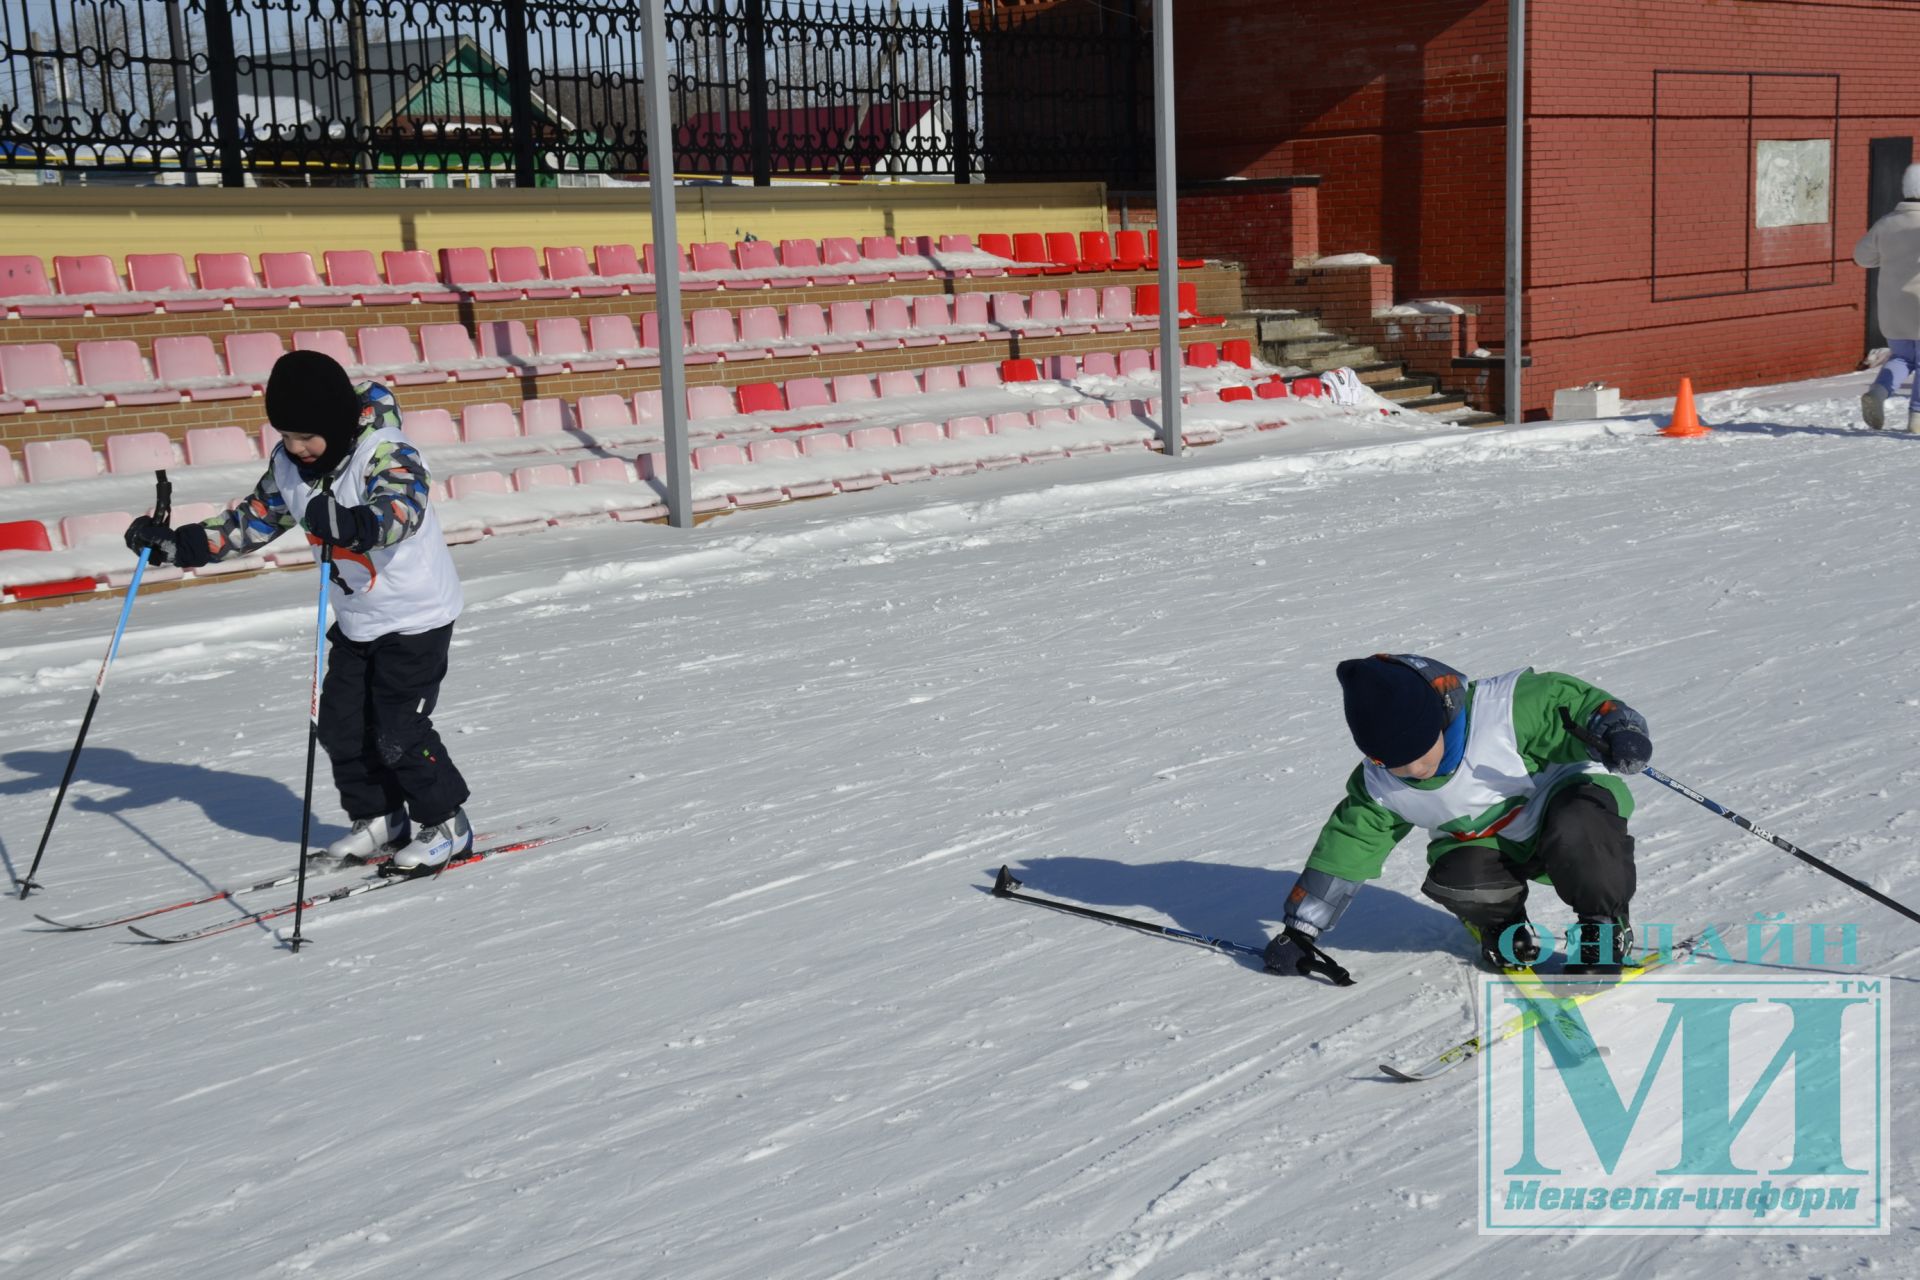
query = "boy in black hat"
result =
(1261, 653, 1653, 976)
(123, 351, 472, 873)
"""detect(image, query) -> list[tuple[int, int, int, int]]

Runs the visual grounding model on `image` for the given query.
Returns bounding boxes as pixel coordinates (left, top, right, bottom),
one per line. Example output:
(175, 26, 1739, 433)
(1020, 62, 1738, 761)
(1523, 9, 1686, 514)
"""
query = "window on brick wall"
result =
(1755, 140, 1830, 228)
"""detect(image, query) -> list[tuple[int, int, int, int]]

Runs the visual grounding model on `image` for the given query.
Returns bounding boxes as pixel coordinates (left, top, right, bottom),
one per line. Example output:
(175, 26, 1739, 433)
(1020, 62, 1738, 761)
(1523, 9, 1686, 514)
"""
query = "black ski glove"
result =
(1262, 927, 1355, 985)
(1585, 700, 1652, 774)
(302, 493, 380, 553)
(122, 514, 177, 566)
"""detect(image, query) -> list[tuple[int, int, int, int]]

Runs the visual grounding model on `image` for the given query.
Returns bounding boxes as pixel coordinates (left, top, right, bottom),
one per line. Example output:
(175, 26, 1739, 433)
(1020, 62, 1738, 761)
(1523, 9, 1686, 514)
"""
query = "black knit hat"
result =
(265, 350, 362, 475)
(1337, 655, 1446, 768)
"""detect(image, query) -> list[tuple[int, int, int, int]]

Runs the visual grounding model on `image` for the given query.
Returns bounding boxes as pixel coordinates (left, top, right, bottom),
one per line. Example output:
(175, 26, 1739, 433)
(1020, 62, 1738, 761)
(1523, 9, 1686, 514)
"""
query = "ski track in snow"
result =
(1, 377, 1916, 1277)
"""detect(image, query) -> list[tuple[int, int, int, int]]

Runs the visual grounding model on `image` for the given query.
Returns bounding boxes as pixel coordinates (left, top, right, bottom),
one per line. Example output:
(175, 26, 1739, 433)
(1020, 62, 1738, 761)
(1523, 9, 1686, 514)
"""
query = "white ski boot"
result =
(324, 810, 410, 864)
(389, 809, 473, 873)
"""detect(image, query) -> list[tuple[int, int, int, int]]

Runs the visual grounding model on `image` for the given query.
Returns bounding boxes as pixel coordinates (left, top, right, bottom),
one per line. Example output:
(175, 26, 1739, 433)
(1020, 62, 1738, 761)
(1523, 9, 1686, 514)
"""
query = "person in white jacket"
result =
(123, 352, 473, 873)
(1852, 163, 1920, 432)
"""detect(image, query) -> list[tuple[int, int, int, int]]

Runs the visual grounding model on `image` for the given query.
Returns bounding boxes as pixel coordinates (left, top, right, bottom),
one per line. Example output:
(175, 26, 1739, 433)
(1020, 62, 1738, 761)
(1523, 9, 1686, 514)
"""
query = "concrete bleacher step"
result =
(1249, 310, 1320, 342)
(1370, 375, 1442, 403)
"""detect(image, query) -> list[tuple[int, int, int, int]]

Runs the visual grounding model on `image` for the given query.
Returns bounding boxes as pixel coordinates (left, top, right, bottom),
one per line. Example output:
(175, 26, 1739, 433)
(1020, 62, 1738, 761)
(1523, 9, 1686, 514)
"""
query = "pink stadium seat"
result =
(23, 438, 101, 483)
(1097, 285, 1139, 332)
(962, 362, 1002, 388)
(690, 242, 738, 280)
(832, 375, 876, 404)
(1, 344, 108, 410)
(740, 307, 799, 359)
(1033, 406, 1076, 428)
(477, 320, 562, 375)
(779, 238, 850, 287)
(76, 340, 176, 406)
(587, 314, 647, 365)
(1118, 348, 1153, 377)
(746, 436, 834, 500)
(594, 243, 649, 294)
(831, 301, 897, 352)
(357, 326, 440, 385)
(440, 247, 521, 303)
(692, 442, 748, 468)
(294, 329, 359, 370)
(462, 402, 520, 443)
(447, 471, 511, 499)
(61, 511, 133, 549)
(990, 291, 1031, 332)
(865, 295, 915, 348)
(574, 457, 631, 485)
(737, 382, 788, 415)
(521, 398, 576, 435)
(261, 424, 283, 456)
(401, 409, 459, 446)
(824, 236, 885, 285)
(381, 250, 461, 304)
(104, 432, 179, 474)
(196, 252, 286, 308)
(921, 365, 962, 394)
(878, 370, 920, 398)
(904, 295, 948, 347)
(863, 236, 926, 281)
(152, 336, 249, 400)
(991, 410, 1033, 433)
(1027, 290, 1067, 336)
(0, 444, 16, 485)
(951, 293, 991, 339)
(224, 331, 289, 388)
(421, 323, 508, 381)
(535, 317, 616, 373)
(577, 394, 634, 431)
(734, 240, 779, 288)
(1081, 351, 1119, 378)
(1075, 402, 1116, 422)
(630, 388, 663, 426)
(641, 311, 714, 365)
(0, 519, 96, 600)
(1062, 288, 1100, 335)
(545, 245, 620, 298)
(847, 426, 896, 452)
(512, 463, 574, 490)
(492, 245, 570, 300)
(786, 378, 832, 412)
(126, 253, 221, 312)
(940, 232, 1000, 278)
(1, 255, 83, 319)
(184, 426, 258, 466)
(897, 420, 944, 447)
(47, 256, 149, 317)
(1045, 355, 1080, 380)
(690, 308, 744, 357)
(644, 242, 717, 292)
(687, 386, 737, 421)
(324, 249, 411, 306)
(259, 252, 337, 307)
(784, 304, 850, 355)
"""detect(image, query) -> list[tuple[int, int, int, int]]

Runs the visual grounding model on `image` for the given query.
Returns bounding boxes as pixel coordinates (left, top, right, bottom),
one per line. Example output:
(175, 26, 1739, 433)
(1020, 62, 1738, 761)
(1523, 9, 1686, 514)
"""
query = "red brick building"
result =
(994, 0, 1920, 415)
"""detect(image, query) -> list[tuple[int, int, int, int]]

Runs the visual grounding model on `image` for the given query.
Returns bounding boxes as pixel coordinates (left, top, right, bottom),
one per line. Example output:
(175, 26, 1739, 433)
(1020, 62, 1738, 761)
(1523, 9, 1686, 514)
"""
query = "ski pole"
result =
(988, 866, 1354, 985)
(18, 470, 171, 900)
(1561, 708, 1920, 929)
(288, 540, 333, 953)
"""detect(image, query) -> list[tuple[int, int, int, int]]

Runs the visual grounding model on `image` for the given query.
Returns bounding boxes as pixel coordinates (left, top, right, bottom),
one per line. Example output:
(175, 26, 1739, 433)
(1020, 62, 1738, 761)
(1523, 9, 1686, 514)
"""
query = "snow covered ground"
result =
(0, 372, 1914, 1278)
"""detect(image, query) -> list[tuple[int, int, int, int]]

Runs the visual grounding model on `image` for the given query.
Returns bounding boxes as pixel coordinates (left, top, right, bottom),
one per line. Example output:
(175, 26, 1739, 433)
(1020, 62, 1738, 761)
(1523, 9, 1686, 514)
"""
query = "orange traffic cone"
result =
(1661, 377, 1710, 437)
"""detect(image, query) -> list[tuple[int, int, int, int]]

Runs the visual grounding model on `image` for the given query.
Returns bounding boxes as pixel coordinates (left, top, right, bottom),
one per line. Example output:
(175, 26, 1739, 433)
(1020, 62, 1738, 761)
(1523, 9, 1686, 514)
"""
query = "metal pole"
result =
(164, 1, 198, 185)
(640, 0, 695, 528)
(947, 0, 970, 183)
(349, 3, 374, 186)
(1151, 0, 1181, 455)
(1503, 0, 1525, 424)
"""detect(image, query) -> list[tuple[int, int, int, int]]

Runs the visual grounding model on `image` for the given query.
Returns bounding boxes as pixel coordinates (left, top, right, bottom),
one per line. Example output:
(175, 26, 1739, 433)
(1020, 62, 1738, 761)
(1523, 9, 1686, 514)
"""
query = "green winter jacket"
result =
(1303, 669, 1633, 883)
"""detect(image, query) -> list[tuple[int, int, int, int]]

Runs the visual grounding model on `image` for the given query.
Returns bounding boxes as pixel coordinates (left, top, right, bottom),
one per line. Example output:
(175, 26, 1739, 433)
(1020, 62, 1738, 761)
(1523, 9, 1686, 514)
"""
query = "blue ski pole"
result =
(288, 536, 333, 953)
(18, 470, 171, 899)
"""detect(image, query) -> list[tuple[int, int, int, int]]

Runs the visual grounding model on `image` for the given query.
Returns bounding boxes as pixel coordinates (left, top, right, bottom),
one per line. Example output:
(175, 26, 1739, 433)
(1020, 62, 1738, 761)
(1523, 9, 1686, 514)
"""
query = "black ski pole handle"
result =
(153, 469, 172, 525)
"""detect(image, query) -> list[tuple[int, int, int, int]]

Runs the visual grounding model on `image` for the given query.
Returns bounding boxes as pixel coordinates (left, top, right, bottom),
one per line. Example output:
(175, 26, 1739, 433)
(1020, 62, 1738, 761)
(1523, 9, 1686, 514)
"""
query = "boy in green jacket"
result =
(1262, 653, 1653, 977)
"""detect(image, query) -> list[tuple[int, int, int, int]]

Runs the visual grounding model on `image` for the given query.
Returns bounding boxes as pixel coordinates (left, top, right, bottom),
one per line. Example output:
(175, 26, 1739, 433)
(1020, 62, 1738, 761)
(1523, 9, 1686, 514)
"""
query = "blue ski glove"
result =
(302, 493, 380, 553)
(1585, 700, 1652, 774)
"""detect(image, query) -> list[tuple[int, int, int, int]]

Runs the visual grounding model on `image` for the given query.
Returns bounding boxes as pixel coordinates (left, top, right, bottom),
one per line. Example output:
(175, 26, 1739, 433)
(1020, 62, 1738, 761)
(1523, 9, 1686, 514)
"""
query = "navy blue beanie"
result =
(1337, 656, 1446, 768)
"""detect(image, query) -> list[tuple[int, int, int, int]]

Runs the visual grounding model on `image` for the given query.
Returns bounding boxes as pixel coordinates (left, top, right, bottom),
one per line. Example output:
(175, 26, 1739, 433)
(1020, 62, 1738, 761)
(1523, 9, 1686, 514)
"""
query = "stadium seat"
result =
(1046, 354, 1080, 380)
(401, 409, 459, 446)
(1118, 348, 1153, 377)
(447, 471, 512, 499)
(357, 326, 441, 384)
(152, 336, 249, 400)
(870, 296, 916, 347)
(786, 378, 832, 411)
(104, 431, 180, 474)
(796, 430, 883, 492)
(259, 251, 338, 307)
(1222, 338, 1253, 368)
(2, 255, 87, 318)
(323, 249, 412, 306)
(737, 382, 787, 415)
(1257, 376, 1290, 399)
(1219, 385, 1255, 402)
(586, 314, 647, 365)
(746, 437, 833, 500)
(832, 301, 898, 352)
(642, 311, 716, 365)
(1082, 351, 1119, 378)
(1292, 375, 1326, 398)
(512, 463, 574, 491)
(76, 340, 176, 406)
(592, 243, 647, 293)
(126, 253, 222, 312)
(961, 362, 1002, 388)
(545, 245, 621, 298)
(1112, 230, 1151, 271)
(951, 293, 992, 339)
(877, 370, 920, 398)
(864, 236, 926, 282)
(0, 519, 96, 600)
(50, 253, 147, 316)
(196, 252, 287, 308)
(577, 394, 635, 431)
(921, 365, 962, 395)
(1185, 342, 1219, 369)
(224, 332, 289, 388)
(739, 307, 796, 359)
(492, 245, 571, 299)
(690, 308, 746, 357)
(184, 426, 259, 466)
(381, 250, 461, 304)
(22, 438, 100, 483)
(787, 304, 853, 356)
(734, 240, 780, 289)
(462, 402, 520, 443)
(294, 329, 359, 370)
(940, 232, 1001, 278)
(421, 324, 509, 381)
(644, 242, 717, 292)
(477, 320, 563, 375)
(521, 398, 576, 435)
(1061, 288, 1100, 335)
(1000, 358, 1041, 383)
(1, 343, 108, 410)
(1151, 230, 1206, 269)
(629, 389, 663, 426)
(1079, 231, 1115, 273)
(0, 444, 18, 484)
(687, 386, 738, 421)
(909, 295, 954, 344)
(832, 375, 876, 404)
(440, 247, 521, 303)
(535, 317, 616, 373)
(1028, 290, 1068, 336)
(690, 241, 738, 280)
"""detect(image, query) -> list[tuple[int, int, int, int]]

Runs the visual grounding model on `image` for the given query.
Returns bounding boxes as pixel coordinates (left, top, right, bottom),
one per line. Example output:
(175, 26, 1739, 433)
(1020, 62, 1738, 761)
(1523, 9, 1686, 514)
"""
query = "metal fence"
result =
(0, 0, 1150, 187)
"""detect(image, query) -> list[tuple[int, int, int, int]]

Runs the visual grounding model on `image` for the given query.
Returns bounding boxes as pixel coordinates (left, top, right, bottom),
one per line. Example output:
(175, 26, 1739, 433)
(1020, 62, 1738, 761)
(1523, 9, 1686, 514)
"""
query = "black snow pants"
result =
(1419, 781, 1636, 927)
(317, 621, 469, 826)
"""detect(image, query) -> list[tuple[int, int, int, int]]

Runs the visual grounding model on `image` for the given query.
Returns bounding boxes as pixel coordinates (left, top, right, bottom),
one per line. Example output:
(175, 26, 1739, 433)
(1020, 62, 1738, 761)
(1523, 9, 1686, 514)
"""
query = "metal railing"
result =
(0, 0, 1151, 187)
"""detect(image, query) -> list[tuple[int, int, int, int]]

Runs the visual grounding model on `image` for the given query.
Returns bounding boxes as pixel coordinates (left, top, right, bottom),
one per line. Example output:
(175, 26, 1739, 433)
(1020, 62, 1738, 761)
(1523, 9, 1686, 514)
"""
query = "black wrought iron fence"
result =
(0, 0, 1150, 187)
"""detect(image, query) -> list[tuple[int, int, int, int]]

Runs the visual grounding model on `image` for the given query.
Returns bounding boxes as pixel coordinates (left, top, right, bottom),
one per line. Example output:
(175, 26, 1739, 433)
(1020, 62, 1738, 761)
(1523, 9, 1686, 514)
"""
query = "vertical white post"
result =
(640, 0, 695, 527)
(1152, 0, 1181, 456)
(1504, 0, 1526, 424)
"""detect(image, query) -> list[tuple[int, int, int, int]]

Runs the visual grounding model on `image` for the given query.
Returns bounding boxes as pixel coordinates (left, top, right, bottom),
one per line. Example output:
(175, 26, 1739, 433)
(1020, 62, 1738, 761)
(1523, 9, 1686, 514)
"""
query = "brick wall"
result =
(1110, 182, 1318, 309)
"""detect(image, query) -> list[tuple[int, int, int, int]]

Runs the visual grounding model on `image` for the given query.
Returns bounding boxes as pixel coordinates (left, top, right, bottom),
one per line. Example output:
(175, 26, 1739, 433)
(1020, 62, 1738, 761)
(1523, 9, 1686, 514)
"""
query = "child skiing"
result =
(1261, 653, 1653, 977)
(122, 350, 472, 872)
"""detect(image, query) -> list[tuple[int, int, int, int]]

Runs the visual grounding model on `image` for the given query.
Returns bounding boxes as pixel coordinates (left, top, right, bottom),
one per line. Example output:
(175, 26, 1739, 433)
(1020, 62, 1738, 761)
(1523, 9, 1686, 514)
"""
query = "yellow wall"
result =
(0, 182, 1110, 268)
